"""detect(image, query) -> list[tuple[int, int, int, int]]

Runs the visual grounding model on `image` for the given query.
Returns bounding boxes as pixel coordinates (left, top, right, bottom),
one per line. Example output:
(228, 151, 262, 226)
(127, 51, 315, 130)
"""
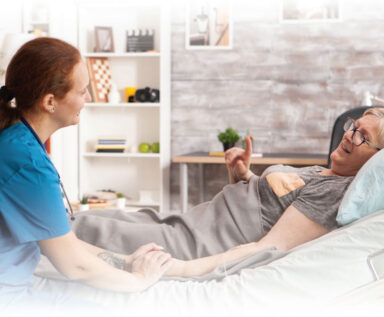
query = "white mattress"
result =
(33, 209, 384, 317)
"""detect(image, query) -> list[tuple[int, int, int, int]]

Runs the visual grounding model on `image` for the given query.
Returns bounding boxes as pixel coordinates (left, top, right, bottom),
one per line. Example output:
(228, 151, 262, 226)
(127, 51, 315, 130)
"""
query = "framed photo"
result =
(281, 0, 341, 23)
(94, 26, 114, 52)
(186, 0, 232, 50)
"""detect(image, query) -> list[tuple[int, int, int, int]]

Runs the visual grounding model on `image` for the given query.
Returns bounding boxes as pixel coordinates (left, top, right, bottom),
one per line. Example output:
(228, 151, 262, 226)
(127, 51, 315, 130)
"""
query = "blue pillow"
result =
(336, 149, 384, 226)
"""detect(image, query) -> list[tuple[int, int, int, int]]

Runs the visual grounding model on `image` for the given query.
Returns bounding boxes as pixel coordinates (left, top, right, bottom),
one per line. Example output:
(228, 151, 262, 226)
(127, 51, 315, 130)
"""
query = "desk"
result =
(172, 152, 328, 213)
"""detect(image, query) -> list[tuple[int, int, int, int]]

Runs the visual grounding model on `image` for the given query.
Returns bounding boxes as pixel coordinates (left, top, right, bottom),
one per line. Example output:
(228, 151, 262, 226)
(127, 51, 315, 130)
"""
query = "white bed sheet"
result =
(33, 209, 384, 317)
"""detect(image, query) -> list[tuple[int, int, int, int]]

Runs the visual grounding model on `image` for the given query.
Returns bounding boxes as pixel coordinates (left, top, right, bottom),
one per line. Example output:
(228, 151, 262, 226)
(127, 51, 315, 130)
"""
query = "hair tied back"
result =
(0, 86, 15, 102)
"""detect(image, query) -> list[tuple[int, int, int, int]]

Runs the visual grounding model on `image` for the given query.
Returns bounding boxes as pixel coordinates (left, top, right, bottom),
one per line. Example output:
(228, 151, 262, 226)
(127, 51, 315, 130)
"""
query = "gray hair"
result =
(363, 107, 384, 149)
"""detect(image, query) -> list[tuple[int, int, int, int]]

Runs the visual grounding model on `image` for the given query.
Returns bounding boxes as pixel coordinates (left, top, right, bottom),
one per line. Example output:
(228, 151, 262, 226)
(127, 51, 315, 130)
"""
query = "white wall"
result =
(0, 0, 168, 202)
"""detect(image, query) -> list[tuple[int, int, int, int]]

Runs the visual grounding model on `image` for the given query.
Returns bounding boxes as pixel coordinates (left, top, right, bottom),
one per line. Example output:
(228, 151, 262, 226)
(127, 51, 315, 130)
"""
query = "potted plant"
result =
(217, 127, 241, 151)
(79, 196, 89, 212)
(116, 192, 126, 209)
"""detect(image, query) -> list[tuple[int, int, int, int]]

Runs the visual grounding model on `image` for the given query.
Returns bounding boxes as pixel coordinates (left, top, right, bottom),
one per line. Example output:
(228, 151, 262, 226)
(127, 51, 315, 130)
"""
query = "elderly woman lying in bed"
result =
(74, 108, 384, 277)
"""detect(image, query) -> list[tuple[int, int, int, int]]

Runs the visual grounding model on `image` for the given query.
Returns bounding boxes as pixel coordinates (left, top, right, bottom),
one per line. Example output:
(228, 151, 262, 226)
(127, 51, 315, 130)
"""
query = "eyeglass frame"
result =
(343, 117, 381, 151)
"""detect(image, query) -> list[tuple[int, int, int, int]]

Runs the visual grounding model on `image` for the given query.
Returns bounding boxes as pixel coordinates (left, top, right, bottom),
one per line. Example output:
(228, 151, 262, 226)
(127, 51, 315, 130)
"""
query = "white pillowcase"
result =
(336, 149, 384, 226)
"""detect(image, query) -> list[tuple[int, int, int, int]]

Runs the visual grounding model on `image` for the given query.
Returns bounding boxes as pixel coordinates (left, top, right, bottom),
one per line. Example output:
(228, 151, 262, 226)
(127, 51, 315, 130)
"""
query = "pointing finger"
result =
(244, 136, 252, 157)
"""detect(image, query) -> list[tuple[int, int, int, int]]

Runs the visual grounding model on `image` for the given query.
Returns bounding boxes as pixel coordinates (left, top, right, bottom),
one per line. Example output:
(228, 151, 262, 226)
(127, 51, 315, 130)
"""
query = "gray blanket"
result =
(63, 177, 288, 280)
(72, 177, 267, 260)
(36, 177, 289, 281)
(68, 207, 288, 281)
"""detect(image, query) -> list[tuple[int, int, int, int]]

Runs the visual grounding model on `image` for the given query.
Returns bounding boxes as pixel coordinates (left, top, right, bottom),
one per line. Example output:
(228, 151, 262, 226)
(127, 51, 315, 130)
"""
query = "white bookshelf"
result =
(84, 52, 161, 58)
(77, 1, 170, 212)
(22, 0, 51, 36)
(85, 102, 160, 108)
(83, 153, 160, 158)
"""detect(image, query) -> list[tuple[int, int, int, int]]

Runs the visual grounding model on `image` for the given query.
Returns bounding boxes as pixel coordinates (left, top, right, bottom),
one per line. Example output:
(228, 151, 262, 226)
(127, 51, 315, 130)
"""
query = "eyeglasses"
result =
(343, 117, 381, 151)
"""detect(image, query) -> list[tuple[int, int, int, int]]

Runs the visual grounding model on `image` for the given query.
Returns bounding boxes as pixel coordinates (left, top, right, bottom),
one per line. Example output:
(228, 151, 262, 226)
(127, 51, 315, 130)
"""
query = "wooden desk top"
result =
(172, 152, 328, 166)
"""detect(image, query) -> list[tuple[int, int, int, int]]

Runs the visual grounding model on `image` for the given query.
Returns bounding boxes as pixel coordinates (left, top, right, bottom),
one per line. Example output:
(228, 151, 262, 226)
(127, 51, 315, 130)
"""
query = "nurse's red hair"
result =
(0, 37, 81, 131)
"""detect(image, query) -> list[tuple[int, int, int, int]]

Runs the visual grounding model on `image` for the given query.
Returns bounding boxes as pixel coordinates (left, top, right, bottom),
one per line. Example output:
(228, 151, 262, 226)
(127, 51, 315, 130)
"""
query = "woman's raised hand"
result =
(131, 250, 172, 290)
(225, 136, 253, 183)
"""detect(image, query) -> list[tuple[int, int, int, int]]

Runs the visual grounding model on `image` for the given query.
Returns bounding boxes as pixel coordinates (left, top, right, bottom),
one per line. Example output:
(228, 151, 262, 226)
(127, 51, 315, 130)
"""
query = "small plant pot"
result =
(79, 204, 89, 212)
(117, 197, 126, 209)
(223, 142, 235, 151)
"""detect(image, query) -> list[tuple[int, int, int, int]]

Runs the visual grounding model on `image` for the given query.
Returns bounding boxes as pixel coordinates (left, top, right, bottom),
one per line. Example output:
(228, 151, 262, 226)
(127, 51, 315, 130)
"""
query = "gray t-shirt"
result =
(258, 165, 354, 231)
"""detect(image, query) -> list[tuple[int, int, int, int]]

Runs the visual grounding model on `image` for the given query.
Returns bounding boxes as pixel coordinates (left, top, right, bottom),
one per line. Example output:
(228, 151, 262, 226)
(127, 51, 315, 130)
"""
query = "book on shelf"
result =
(96, 137, 126, 153)
(98, 140, 126, 145)
(96, 148, 126, 153)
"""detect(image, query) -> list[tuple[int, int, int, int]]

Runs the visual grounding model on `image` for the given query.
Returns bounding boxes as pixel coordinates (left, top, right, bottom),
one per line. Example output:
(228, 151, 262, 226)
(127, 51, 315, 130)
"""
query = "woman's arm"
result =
(38, 231, 172, 292)
(167, 204, 329, 277)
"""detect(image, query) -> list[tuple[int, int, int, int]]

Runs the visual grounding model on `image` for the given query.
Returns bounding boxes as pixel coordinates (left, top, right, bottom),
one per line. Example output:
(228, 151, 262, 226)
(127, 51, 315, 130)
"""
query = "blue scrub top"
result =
(0, 122, 71, 287)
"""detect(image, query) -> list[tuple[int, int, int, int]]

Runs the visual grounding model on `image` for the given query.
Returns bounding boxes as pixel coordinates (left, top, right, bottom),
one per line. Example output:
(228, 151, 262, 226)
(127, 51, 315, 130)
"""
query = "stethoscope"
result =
(20, 116, 75, 221)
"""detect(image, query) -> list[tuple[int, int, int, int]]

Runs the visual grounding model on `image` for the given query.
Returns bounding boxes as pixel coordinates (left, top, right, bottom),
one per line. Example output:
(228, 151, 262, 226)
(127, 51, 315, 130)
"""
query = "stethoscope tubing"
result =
(20, 116, 75, 221)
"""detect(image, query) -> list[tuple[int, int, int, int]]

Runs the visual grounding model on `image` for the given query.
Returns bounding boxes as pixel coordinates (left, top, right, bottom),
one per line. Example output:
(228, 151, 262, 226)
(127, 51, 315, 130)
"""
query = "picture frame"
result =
(94, 26, 114, 52)
(186, 0, 233, 50)
(280, 0, 341, 23)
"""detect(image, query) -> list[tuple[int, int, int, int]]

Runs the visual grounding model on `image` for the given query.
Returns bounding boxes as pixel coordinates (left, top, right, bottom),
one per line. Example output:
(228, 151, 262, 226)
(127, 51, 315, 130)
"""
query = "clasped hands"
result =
(121, 243, 188, 284)
(118, 137, 256, 283)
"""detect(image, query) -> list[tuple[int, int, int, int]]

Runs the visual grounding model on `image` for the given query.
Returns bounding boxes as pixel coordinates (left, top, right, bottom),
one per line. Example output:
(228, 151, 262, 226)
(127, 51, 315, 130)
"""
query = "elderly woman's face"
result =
(330, 114, 380, 176)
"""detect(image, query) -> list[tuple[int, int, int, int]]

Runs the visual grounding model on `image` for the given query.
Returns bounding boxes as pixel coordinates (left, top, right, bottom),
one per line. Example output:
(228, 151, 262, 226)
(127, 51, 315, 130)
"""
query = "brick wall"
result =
(169, 0, 384, 212)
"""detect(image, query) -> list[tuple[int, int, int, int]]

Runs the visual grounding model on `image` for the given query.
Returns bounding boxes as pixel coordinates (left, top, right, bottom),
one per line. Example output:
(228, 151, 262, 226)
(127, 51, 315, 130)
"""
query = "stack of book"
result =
(126, 29, 154, 52)
(96, 137, 126, 153)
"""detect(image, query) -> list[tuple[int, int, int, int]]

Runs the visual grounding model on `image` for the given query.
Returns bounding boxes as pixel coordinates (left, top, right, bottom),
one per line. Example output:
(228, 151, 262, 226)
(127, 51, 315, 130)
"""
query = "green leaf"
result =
(217, 127, 240, 144)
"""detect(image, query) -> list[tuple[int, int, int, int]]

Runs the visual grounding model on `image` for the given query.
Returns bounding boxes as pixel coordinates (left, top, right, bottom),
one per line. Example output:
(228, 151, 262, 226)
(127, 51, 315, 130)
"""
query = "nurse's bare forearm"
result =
(38, 232, 159, 292)
(74, 256, 147, 292)
(77, 238, 131, 267)
(40, 237, 109, 258)
(77, 238, 107, 255)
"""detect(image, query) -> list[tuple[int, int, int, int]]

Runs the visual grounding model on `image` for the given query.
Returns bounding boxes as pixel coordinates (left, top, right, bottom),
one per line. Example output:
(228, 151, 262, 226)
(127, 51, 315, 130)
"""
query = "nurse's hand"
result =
(225, 136, 254, 183)
(131, 250, 172, 289)
(126, 243, 165, 265)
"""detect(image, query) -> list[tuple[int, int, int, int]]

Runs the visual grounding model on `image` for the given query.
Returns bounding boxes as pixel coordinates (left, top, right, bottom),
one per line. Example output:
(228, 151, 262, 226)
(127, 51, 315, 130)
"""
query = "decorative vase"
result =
(108, 82, 121, 103)
(223, 143, 235, 151)
(117, 197, 126, 209)
(79, 204, 89, 212)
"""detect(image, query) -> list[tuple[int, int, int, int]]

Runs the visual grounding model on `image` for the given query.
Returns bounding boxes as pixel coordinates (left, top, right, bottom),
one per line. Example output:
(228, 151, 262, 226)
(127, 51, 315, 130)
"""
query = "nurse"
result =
(0, 37, 171, 311)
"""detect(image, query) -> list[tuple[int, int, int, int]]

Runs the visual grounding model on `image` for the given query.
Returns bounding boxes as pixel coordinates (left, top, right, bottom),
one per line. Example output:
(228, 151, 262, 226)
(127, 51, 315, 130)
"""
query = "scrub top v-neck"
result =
(0, 122, 70, 288)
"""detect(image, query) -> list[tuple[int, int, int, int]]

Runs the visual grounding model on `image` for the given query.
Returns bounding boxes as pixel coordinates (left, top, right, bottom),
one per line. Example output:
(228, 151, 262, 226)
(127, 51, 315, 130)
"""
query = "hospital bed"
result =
(33, 208, 384, 317)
